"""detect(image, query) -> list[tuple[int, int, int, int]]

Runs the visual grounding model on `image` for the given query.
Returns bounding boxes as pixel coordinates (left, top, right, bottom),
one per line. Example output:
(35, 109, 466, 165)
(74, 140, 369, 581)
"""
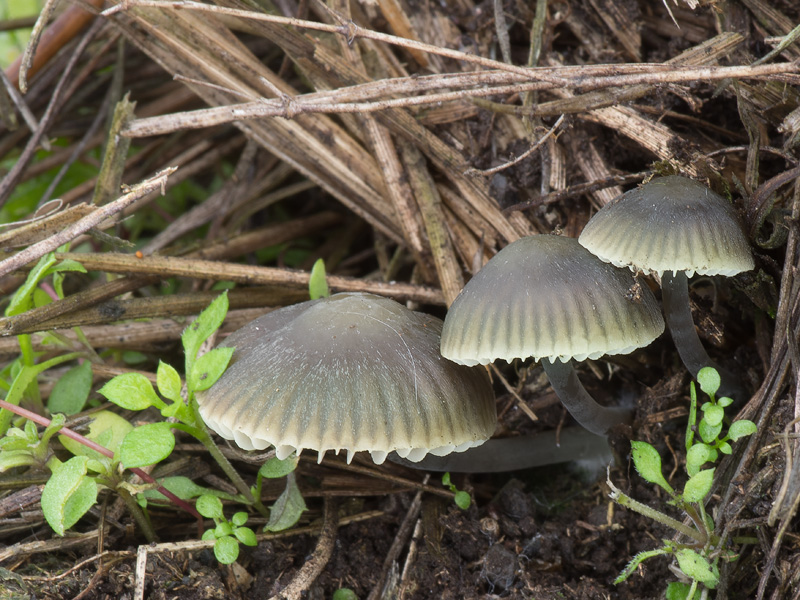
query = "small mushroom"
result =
(578, 176, 754, 398)
(440, 235, 665, 436)
(196, 292, 496, 465)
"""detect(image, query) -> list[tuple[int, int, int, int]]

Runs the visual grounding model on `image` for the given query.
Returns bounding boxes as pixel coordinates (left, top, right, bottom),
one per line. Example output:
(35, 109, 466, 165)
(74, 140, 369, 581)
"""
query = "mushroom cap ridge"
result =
(440, 235, 665, 366)
(196, 292, 496, 463)
(578, 175, 754, 277)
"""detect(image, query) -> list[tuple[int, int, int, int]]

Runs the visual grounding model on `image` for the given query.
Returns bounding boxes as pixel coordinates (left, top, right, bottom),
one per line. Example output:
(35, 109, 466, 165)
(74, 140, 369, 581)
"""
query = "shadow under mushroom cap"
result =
(196, 292, 497, 464)
(440, 235, 665, 366)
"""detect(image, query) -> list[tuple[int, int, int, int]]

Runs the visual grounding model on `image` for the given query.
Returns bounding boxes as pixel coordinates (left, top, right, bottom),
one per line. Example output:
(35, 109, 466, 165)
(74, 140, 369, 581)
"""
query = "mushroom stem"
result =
(389, 428, 611, 472)
(661, 271, 744, 401)
(541, 358, 632, 436)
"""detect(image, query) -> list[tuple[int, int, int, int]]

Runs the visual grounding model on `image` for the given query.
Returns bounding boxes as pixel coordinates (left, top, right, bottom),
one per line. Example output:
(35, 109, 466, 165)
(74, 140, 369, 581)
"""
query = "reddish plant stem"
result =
(0, 399, 202, 520)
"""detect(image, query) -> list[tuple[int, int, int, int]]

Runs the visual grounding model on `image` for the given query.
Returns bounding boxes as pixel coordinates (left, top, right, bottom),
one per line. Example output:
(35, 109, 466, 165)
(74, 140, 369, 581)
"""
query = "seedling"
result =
(197, 494, 257, 564)
(442, 472, 472, 510)
(609, 367, 757, 598)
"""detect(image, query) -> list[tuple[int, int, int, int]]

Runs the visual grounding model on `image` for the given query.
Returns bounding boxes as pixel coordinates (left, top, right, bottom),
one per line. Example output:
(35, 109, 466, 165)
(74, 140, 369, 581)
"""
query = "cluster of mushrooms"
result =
(196, 176, 754, 470)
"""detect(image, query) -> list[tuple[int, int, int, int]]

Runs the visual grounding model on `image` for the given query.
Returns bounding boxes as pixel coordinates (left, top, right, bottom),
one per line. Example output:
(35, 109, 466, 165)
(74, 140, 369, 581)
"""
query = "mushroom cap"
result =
(440, 235, 665, 366)
(196, 292, 496, 464)
(578, 176, 754, 277)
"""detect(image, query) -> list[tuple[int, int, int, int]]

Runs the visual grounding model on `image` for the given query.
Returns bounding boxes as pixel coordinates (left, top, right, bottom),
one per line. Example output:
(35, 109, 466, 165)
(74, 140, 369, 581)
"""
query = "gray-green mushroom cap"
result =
(578, 175, 754, 277)
(196, 292, 496, 464)
(440, 235, 665, 367)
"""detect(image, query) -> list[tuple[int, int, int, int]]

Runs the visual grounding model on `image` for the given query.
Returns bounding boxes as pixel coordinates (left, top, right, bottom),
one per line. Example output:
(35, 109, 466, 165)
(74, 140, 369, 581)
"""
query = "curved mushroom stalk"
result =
(542, 358, 632, 436)
(661, 271, 745, 401)
(389, 428, 611, 472)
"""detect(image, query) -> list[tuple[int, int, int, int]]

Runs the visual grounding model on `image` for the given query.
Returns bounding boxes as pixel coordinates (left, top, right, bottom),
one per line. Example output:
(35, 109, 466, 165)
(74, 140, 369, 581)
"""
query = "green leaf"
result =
(454, 490, 471, 510)
(675, 548, 718, 588)
(5, 253, 57, 317)
(265, 473, 306, 532)
(138, 476, 239, 504)
(99, 373, 164, 411)
(213, 535, 240, 564)
(630, 441, 674, 495)
(666, 582, 701, 600)
(718, 396, 733, 408)
(59, 410, 133, 463)
(308, 258, 330, 300)
(183, 292, 229, 377)
(190, 347, 234, 392)
(332, 589, 359, 600)
(48, 362, 92, 415)
(234, 526, 257, 546)
(697, 367, 721, 398)
(215, 522, 233, 537)
(196, 494, 224, 519)
(698, 418, 723, 445)
(683, 468, 715, 503)
(441, 472, 452, 487)
(0, 451, 38, 472)
(701, 403, 724, 427)
(156, 361, 182, 402)
(201, 529, 216, 541)
(231, 511, 248, 527)
(613, 548, 670, 584)
(718, 442, 732, 455)
(685, 444, 717, 477)
(258, 455, 299, 479)
(119, 423, 175, 468)
(728, 420, 757, 441)
(41, 456, 98, 536)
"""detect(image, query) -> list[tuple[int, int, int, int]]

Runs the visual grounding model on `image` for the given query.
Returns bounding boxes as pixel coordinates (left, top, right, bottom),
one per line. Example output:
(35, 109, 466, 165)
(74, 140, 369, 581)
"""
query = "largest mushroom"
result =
(578, 175, 754, 399)
(196, 292, 496, 465)
(440, 235, 665, 436)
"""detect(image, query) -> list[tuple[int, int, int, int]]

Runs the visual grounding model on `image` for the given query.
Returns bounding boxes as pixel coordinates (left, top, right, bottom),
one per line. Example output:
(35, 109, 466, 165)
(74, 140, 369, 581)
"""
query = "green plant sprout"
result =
(441, 472, 472, 510)
(0, 291, 304, 551)
(197, 494, 258, 564)
(608, 367, 757, 599)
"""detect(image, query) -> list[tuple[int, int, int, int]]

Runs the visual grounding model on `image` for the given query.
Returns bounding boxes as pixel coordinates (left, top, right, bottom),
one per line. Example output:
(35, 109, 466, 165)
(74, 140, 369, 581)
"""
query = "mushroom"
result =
(578, 176, 754, 398)
(440, 235, 665, 436)
(196, 292, 496, 465)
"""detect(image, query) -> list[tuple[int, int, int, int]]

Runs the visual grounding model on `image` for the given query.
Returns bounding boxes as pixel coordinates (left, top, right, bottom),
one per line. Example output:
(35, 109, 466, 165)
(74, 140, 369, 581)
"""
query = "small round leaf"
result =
(213, 535, 240, 565)
(196, 494, 224, 519)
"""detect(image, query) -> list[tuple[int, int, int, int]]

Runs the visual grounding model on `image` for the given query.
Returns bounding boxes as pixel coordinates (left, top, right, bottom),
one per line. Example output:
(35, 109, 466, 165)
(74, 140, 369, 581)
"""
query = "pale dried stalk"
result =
(110, 3, 402, 244)
(0, 168, 175, 280)
(121, 61, 796, 138)
(55, 252, 445, 304)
